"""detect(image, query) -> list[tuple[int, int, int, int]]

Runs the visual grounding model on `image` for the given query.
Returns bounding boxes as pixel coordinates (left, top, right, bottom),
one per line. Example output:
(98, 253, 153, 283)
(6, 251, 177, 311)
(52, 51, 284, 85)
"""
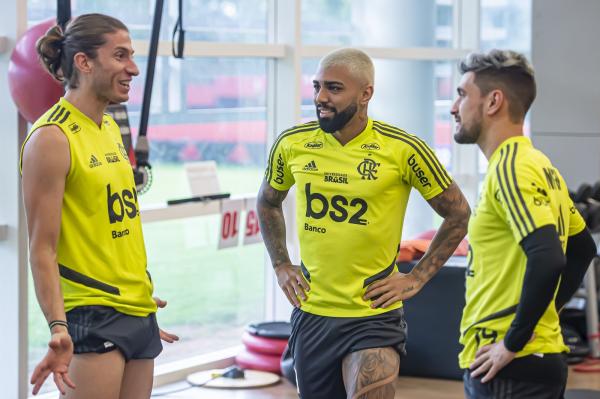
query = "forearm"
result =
(555, 228, 597, 311)
(410, 214, 468, 285)
(30, 250, 66, 326)
(257, 198, 291, 268)
(504, 225, 565, 352)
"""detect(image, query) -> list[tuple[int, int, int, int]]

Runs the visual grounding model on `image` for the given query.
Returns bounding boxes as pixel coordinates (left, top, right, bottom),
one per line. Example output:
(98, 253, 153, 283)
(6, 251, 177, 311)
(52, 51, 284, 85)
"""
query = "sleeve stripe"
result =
(58, 110, 71, 124)
(496, 143, 537, 238)
(265, 122, 319, 184)
(374, 122, 452, 187)
(373, 121, 452, 187)
(496, 146, 527, 238)
(51, 107, 66, 123)
(46, 105, 61, 122)
(373, 126, 449, 190)
(509, 142, 536, 233)
(373, 122, 451, 189)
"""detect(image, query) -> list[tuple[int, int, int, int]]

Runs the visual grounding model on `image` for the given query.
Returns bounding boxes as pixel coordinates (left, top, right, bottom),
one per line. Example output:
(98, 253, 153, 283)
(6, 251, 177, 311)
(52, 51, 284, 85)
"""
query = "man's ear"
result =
(486, 89, 504, 116)
(73, 52, 93, 75)
(361, 85, 374, 105)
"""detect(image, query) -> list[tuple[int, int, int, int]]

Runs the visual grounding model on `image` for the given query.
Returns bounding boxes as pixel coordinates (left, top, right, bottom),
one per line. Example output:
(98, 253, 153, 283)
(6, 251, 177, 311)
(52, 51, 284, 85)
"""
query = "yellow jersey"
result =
(265, 118, 452, 317)
(459, 136, 586, 368)
(21, 98, 156, 316)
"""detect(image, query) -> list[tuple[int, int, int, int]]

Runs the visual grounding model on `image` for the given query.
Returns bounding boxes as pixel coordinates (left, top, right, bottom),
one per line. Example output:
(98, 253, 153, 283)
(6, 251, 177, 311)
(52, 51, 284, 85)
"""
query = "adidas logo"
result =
(89, 154, 102, 168)
(303, 160, 318, 171)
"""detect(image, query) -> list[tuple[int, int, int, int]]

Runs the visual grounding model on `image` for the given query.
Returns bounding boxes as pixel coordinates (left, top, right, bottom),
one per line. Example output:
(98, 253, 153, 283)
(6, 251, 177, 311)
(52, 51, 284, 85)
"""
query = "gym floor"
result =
(152, 366, 600, 398)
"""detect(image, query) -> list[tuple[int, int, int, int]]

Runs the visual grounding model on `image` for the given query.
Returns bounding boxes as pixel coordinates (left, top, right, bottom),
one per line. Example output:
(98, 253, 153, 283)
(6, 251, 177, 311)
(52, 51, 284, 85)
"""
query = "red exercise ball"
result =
(8, 18, 64, 123)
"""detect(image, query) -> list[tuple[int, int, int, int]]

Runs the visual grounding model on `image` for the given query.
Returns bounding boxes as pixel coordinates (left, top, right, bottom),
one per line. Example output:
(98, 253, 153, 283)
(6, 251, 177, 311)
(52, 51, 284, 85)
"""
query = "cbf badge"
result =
(357, 158, 380, 180)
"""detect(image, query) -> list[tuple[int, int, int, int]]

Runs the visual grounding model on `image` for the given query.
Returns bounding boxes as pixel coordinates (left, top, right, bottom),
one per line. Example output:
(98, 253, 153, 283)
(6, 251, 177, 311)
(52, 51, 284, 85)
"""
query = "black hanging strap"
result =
(172, 0, 185, 58)
(56, 0, 71, 30)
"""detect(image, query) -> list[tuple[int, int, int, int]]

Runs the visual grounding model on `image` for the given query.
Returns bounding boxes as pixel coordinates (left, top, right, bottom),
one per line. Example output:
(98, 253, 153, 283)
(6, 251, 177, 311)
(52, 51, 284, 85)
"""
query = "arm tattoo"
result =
(257, 180, 291, 268)
(411, 182, 471, 284)
(342, 348, 399, 399)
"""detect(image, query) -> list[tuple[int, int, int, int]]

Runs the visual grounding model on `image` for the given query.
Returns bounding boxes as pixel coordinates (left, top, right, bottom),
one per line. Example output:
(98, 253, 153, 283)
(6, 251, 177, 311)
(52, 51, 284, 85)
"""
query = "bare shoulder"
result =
(24, 125, 68, 153)
(22, 125, 70, 177)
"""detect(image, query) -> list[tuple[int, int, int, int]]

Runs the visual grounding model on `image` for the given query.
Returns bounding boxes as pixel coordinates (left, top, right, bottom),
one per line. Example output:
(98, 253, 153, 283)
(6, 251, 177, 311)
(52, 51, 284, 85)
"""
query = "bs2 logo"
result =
(107, 184, 139, 224)
(305, 183, 368, 225)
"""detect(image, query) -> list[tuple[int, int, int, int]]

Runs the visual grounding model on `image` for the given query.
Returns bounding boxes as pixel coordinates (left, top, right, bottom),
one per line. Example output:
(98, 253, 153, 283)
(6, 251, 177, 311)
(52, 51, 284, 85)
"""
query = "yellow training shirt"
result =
(21, 98, 156, 316)
(265, 118, 452, 317)
(459, 136, 586, 368)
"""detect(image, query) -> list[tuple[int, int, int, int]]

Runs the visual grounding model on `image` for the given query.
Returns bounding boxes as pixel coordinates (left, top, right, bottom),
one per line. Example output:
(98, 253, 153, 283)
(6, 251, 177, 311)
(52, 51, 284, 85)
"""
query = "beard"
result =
(453, 106, 483, 144)
(316, 102, 358, 133)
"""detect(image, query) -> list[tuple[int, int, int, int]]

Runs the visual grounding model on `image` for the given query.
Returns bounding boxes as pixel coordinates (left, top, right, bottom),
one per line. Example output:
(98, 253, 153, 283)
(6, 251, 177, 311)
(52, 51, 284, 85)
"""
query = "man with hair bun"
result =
(453, 49, 597, 398)
(258, 47, 470, 398)
(22, 13, 177, 398)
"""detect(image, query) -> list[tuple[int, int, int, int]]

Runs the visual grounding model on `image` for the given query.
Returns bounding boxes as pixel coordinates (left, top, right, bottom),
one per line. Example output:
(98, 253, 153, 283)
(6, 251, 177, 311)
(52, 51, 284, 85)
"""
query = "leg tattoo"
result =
(342, 347, 400, 399)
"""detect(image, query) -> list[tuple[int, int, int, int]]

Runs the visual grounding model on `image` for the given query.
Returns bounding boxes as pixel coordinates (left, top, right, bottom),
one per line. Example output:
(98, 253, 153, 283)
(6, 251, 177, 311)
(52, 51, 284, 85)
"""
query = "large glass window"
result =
(131, 56, 268, 363)
(129, 57, 268, 203)
(28, 0, 268, 42)
(477, 0, 532, 174)
(302, 0, 455, 48)
(480, 0, 531, 53)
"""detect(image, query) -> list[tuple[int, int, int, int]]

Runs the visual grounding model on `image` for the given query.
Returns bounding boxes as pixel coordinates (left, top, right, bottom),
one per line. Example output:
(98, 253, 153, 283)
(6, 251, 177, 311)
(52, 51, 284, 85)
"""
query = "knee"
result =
(342, 348, 399, 399)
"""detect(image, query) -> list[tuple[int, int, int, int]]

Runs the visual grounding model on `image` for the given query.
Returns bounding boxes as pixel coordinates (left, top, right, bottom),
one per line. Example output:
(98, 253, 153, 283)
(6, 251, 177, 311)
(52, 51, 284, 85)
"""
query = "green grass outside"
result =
(29, 164, 267, 356)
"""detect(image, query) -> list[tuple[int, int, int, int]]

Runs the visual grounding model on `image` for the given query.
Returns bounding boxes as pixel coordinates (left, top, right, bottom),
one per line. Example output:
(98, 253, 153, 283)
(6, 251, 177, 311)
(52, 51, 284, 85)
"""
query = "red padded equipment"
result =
(241, 331, 287, 356)
(235, 348, 282, 375)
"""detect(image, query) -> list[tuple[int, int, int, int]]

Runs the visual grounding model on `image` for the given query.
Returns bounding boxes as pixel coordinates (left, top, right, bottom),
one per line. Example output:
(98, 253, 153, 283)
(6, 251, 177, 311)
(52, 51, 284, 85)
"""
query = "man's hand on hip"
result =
(275, 263, 310, 307)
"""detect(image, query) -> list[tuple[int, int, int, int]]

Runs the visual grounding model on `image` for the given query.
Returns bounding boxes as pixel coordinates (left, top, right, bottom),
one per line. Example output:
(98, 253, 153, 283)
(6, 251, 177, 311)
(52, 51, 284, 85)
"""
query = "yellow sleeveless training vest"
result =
(21, 98, 156, 316)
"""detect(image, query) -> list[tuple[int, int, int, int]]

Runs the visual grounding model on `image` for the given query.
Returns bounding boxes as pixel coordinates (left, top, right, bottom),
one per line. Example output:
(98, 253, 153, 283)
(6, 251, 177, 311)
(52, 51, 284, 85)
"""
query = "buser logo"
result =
(274, 154, 285, 184)
(305, 183, 368, 225)
(407, 154, 432, 188)
(107, 184, 139, 224)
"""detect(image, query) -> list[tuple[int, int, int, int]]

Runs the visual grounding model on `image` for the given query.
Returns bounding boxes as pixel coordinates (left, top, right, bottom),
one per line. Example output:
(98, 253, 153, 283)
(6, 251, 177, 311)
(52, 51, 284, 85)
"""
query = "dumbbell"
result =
(591, 181, 600, 202)
(573, 183, 592, 203)
(573, 183, 600, 232)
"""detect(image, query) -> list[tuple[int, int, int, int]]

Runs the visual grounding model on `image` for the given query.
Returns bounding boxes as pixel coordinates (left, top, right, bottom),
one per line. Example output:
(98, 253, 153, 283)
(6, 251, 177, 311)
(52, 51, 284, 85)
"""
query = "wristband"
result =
(48, 320, 68, 330)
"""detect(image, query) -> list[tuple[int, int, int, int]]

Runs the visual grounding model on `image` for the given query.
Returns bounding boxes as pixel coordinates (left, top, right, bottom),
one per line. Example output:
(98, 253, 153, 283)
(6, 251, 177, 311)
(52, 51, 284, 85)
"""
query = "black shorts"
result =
(463, 353, 568, 399)
(289, 307, 407, 399)
(66, 306, 162, 361)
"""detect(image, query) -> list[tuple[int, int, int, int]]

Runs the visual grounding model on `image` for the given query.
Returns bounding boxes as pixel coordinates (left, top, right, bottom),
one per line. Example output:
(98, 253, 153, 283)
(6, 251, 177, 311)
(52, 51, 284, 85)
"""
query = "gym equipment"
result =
(397, 258, 466, 380)
(246, 321, 291, 339)
(574, 183, 592, 203)
(236, 321, 291, 375)
(187, 368, 280, 389)
(562, 324, 590, 364)
(235, 347, 282, 374)
(591, 181, 600, 202)
(8, 18, 64, 123)
(571, 182, 600, 232)
(241, 331, 287, 356)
